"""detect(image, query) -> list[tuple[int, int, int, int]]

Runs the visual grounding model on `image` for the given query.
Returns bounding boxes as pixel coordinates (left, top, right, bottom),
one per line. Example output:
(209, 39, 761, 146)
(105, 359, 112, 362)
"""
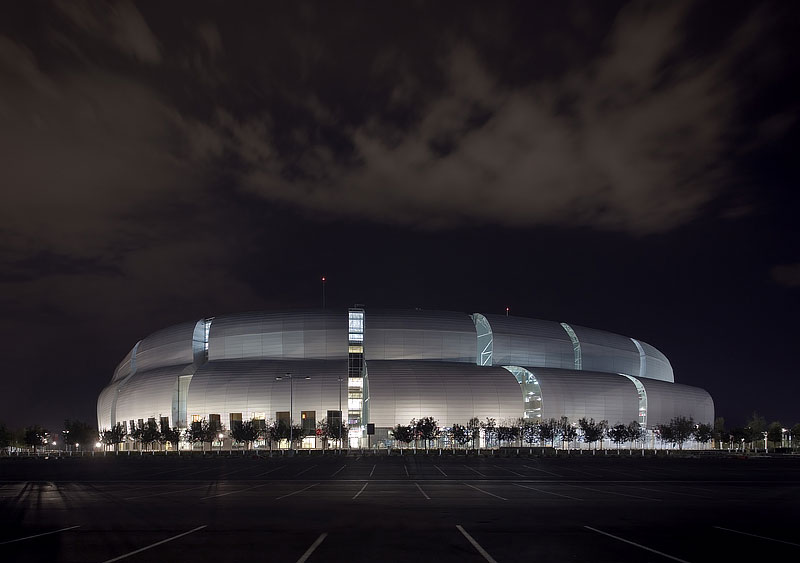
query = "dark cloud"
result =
(771, 263, 800, 288)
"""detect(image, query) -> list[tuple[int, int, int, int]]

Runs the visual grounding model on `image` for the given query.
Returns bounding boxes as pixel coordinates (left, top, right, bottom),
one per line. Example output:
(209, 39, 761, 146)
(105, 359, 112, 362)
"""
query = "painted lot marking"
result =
(124, 483, 209, 501)
(584, 526, 690, 563)
(295, 465, 317, 477)
(404, 464, 409, 477)
(254, 465, 287, 477)
(415, 482, 430, 500)
(433, 465, 448, 477)
(713, 526, 800, 547)
(463, 465, 489, 477)
(331, 465, 347, 477)
(456, 525, 498, 563)
(522, 465, 563, 477)
(567, 484, 661, 501)
(0, 525, 81, 546)
(514, 483, 582, 500)
(103, 525, 206, 562)
(494, 464, 525, 477)
(369, 464, 376, 477)
(201, 482, 272, 500)
(462, 482, 507, 501)
(624, 485, 706, 498)
(352, 482, 368, 499)
(296, 532, 328, 563)
(276, 483, 319, 500)
(219, 466, 256, 478)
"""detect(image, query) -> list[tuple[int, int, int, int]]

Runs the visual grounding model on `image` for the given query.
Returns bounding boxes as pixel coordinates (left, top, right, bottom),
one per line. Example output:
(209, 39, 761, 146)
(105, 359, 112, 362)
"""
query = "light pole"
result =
(275, 372, 310, 454)
(337, 376, 343, 453)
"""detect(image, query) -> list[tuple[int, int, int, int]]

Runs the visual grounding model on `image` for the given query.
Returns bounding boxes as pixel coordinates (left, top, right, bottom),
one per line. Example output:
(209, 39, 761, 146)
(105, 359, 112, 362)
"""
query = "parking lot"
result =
(2, 454, 799, 562)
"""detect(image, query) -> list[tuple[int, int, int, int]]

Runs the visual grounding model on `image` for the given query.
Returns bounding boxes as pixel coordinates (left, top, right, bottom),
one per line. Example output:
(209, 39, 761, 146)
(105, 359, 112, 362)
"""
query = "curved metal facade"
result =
(208, 311, 346, 361)
(364, 310, 475, 363)
(366, 361, 522, 427)
(97, 308, 711, 433)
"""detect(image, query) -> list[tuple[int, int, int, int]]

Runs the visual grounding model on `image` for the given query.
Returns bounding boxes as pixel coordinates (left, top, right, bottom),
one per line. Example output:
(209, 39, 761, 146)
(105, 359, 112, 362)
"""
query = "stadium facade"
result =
(97, 309, 713, 447)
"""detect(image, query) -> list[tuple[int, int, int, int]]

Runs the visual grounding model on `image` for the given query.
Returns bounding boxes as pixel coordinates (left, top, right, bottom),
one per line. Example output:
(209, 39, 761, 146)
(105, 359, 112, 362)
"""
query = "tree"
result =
(141, 420, 162, 451)
(626, 421, 645, 450)
(268, 420, 290, 450)
(161, 427, 182, 451)
(415, 417, 439, 451)
(24, 425, 48, 452)
(391, 424, 413, 449)
(559, 417, 577, 449)
(746, 412, 767, 450)
(694, 423, 713, 448)
(0, 422, 12, 451)
(290, 425, 307, 449)
(497, 424, 513, 447)
(451, 424, 470, 449)
(538, 418, 559, 447)
(63, 419, 96, 451)
(655, 423, 674, 448)
(467, 417, 481, 449)
(766, 422, 783, 447)
(230, 420, 260, 451)
(579, 418, 605, 451)
(101, 423, 126, 453)
(481, 417, 497, 448)
(186, 419, 213, 452)
(522, 420, 540, 446)
(791, 423, 800, 450)
(713, 417, 726, 449)
(669, 416, 695, 450)
(607, 424, 628, 452)
(730, 427, 748, 451)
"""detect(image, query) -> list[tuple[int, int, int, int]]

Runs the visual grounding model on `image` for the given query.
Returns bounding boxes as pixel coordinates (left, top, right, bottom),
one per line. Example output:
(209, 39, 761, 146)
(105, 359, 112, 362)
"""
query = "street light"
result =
(337, 376, 344, 453)
(275, 372, 311, 453)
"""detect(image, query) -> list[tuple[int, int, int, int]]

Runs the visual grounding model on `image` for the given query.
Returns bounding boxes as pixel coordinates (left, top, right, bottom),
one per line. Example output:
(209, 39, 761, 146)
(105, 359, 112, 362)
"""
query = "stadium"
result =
(97, 309, 713, 448)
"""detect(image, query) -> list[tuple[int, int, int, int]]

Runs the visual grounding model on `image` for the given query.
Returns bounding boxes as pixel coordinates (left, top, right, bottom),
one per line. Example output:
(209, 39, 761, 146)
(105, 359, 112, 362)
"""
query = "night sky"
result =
(1, 1, 798, 432)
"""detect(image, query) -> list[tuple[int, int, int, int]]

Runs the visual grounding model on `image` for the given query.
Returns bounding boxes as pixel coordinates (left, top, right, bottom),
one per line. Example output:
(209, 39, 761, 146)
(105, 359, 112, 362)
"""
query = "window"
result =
(209, 413, 221, 431)
(301, 411, 316, 435)
(191, 414, 201, 423)
(276, 411, 290, 427)
(160, 416, 169, 432)
(230, 412, 242, 429)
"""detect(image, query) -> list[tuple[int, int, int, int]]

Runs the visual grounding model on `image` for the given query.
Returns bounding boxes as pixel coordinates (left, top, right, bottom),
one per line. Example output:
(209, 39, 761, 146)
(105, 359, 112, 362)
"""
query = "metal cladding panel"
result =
(482, 315, 574, 369)
(526, 368, 639, 426)
(186, 360, 348, 425)
(637, 340, 674, 383)
(115, 364, 192, 427)
(135, 322, 196, 372)
(366, 361, 521, 428)
(207, 311, 347, 361)
(570, 325, 641, 376)
(638, 379, 714, 426)
(111, 345, 136, 383)
(364, 310, 475, 363)
(97, 384, 117, 430)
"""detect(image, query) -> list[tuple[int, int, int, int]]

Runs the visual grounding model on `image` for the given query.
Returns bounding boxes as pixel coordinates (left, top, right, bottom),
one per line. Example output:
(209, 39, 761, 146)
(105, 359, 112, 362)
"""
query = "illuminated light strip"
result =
(560, 323, 582, 370)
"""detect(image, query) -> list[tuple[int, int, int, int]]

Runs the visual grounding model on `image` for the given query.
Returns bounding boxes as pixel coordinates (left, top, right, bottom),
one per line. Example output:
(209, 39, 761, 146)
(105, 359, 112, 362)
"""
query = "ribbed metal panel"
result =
(366, 361, 522, 428)
(187, 359, 348, 426)
(134, 322, 196, 372)
(364, 310, 476, 363)
(637, 378, 714, 426)
(96, 383, 117, 430)
(525, 367, 639, 426)
(569, 325, 641, 376)
(111, 345, 136, 383)
(636, 340, 674, 382)
(115, 364, 192, 428)
(208, 311, 347, 361)
(482, 315, 575, 369)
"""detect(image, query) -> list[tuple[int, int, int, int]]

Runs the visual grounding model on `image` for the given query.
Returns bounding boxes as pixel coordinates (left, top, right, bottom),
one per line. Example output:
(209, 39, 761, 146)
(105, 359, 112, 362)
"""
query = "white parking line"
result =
(296, 532, 328, 563)
(331, 465, 347, 477)
(494, 464, 525, 477)
(295, 465, 317, 477)
(625, 485, 705, 498)
(713, 526, 800, 547)
(567, 484, 661, 501)
(522, 465, 563, 477)
(415, 482, 430, 500)
(514, 483, 582, 500)
(463, 465, 489, 477)
(103, 525, 206, 562)
(254, 465, 286, 477)
(219, 466, 256, 478)
(352, 482, 368, 499)
(462, 482, 507, 501)
(369, 464, 376, 477)
(201, 482, 272, 500)
(433, 465, 448, 477)
(404, 464, 409, 477)
(456, 525, 498, 563)
(584, 526, 690, 562)
(0, 525, 81, 546)
(124, 484, 209, 501)
(276, 483, 319, 500)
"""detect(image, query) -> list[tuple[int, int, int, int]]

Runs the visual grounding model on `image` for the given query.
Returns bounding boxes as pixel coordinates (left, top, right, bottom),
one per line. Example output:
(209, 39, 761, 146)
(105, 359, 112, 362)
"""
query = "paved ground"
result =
(1, 454, 799, 562)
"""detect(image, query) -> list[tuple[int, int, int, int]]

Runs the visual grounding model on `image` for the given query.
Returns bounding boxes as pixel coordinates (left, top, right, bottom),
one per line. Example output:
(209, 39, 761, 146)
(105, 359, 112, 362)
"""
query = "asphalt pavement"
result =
(1, 453, 798, 562)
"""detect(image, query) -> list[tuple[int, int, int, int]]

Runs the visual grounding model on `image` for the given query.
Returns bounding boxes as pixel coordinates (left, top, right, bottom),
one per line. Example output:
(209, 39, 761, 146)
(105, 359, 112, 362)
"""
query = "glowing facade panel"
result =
(364, 310, 475, 363)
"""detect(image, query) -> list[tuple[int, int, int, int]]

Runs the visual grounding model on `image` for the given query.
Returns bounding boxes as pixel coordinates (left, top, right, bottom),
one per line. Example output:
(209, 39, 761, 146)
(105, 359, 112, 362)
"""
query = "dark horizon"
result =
(1, 1, 798, 432)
